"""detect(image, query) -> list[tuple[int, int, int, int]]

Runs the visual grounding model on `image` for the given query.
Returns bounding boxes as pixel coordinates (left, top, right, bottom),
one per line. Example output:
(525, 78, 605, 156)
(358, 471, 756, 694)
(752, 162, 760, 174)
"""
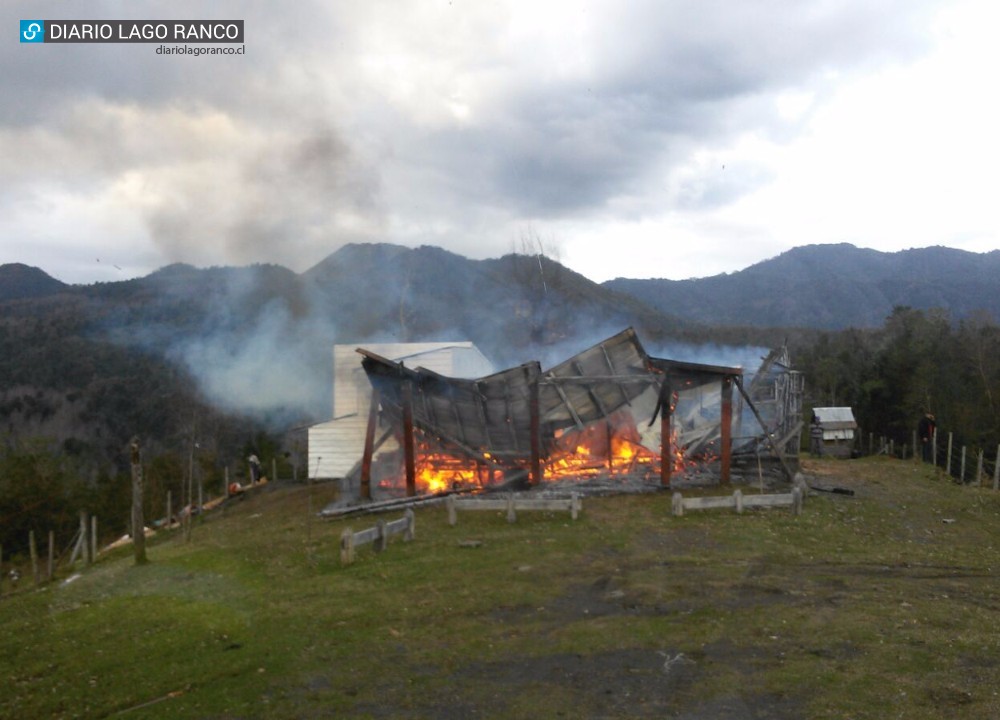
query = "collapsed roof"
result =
(358, 327, 744, 473)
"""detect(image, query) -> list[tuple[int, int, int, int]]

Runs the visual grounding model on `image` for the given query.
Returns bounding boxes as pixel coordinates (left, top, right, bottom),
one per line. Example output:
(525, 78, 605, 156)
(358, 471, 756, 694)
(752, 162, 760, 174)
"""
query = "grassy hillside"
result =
(3, 458, 999, 718)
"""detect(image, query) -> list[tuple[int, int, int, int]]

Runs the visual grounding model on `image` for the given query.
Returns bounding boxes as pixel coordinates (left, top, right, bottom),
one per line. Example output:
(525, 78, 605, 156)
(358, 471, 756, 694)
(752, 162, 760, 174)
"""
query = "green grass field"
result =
(3, 457, 999, 719)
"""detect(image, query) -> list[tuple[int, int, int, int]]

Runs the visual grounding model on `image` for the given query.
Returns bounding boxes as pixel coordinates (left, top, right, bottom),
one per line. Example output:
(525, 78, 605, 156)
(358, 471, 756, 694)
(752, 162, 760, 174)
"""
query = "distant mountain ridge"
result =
(0, 244, 694, 471)
(603, 244, 1000, 328)
(4, 240, 997, 472)
(0, 262, 68, 302)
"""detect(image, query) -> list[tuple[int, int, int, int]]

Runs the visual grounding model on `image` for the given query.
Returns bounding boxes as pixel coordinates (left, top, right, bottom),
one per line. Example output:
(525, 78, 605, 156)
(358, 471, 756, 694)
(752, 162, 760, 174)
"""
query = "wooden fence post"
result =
(30, 531, 39, 585)
(976, 451, 984, 487)
(374, 520, 388, 553)
(868, 432, 874, 456)
(960, 446, 967, 483)
(734, 489, 744, 514)
(131, 437, 148, 565)
(166, 491, 172, 530)
(48, 530, 55, 581)
(340, 529, 355, 565)
(946, 433, 953, 475)
(446, 495, 457, 526)
(994, 444, 1000, 491)
(571, 492, 581, 520)
(404, 509, 415, 542)
(912, 431, 918, 462)
(792, 486, 803, 516)
(272, 458, 278, 484)
(506, 493, 516, 523)
(672, 492, 684, 517)
(82, 511, 93, 566)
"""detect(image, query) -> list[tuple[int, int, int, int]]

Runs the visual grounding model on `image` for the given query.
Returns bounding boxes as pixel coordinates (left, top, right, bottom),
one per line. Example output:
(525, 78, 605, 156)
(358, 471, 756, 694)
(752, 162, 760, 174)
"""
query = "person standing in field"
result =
(918, 411, 936, 463)
(810, 414, 824, 457)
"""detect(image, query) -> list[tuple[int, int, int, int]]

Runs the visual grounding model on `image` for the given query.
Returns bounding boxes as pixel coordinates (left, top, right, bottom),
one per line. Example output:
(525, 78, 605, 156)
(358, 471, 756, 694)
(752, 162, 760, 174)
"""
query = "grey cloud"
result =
(0, 0, 945, 278)
(405, 0, 939, 222)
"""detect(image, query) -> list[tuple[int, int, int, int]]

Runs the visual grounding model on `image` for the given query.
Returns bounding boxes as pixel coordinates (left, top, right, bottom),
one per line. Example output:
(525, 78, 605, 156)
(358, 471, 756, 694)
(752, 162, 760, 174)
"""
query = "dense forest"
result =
(793, 306, 1000, 465)
(3, 243, 1000, 562)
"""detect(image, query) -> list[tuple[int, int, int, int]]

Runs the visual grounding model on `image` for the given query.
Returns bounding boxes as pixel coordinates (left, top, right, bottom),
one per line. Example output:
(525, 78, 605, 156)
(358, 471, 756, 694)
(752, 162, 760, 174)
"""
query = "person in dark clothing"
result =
(918, 411, 936, 463)
(810, 415, 824, 456)
(248, 454, 262, 483)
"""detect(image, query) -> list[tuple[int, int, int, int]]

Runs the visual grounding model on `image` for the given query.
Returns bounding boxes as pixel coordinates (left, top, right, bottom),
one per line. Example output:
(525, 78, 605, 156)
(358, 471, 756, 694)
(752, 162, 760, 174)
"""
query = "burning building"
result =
(336, 328, 803, 500)
(307, 342, 495, 480)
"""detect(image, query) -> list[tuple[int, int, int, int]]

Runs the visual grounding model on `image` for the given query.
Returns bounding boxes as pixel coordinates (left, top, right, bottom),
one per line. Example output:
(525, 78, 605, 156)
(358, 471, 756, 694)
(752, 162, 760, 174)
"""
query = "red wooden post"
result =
(720, 376, 733, 484)
(360, 389, 379, 500)
(660, 378, 672, 487)
(402, 381, 416, 496)
(529, 377, 542, 485)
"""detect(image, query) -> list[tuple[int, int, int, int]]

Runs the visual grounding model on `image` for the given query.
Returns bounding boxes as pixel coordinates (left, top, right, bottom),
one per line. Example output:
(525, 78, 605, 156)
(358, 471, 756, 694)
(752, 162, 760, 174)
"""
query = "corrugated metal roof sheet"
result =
(813, 407, 857, 429)
(359, 327, 741, 465)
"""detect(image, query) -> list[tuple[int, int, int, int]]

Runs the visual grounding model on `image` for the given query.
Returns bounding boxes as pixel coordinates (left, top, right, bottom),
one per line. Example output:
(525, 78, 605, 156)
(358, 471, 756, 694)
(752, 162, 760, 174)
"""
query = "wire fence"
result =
(852, 427, 1000, 489)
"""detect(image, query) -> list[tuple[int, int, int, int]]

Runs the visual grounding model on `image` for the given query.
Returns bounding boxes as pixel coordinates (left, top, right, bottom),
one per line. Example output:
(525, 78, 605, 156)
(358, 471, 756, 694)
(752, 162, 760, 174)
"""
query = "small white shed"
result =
(307, 342, 493, 479)
(812, 407, 858, 459)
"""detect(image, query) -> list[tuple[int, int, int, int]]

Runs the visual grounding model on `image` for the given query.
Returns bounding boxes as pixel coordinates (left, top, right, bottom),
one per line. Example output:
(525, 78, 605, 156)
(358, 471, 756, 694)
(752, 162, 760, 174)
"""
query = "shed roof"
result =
(813, 406, 858, 430)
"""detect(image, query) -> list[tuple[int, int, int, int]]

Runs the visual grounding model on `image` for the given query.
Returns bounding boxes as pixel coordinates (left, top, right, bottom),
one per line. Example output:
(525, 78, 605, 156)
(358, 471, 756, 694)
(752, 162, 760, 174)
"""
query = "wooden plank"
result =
(682, 495, 736, 511)
(454, 498, 510, 511)
(741, 494, 794, 508)
(673, 491, 798, 514)
(352, 526, 380, 546)
(449, 494, 583, 524)
(453, 498, 578, 512)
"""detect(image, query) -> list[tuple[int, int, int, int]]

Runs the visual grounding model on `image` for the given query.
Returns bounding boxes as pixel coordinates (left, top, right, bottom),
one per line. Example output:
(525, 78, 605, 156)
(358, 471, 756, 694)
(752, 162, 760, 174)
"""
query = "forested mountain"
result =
(0, 244, 706, 472)
(604, 244, 1000, 328)
(0, 262, 68, 302)
(5, 241, 1000, 555)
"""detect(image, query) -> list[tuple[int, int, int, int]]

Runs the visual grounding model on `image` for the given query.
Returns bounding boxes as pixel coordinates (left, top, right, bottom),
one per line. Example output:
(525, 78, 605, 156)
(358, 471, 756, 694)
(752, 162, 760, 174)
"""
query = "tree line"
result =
(794, 306, 1000, 459)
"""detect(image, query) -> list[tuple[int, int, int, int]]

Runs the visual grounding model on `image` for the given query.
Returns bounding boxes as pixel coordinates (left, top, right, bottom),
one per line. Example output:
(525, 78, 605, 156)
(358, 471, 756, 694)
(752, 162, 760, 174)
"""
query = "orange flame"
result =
(383, 408, 713, 493)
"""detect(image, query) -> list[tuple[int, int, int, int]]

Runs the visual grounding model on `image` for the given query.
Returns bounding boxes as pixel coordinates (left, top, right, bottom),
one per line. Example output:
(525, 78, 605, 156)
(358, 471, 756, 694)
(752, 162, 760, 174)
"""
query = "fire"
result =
(380, 409, 711, 494)
(544, 414, 662, 480)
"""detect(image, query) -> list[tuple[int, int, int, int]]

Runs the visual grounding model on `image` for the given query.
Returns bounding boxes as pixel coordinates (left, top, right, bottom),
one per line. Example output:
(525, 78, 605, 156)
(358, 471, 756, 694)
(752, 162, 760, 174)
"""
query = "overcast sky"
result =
(3, 1, 998, 285)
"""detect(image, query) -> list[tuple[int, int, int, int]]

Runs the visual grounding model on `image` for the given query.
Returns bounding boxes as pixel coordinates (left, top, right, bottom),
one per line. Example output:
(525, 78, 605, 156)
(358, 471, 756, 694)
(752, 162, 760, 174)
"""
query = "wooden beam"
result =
(660, 377, 672, 487)
(402, 381, 416, 496)
(530, 376, 542, 485)
(360, 389, 380, 500)
(720, 376, 733, 484)
(599, 343, 632, 407)
(547, 373, 586, 430)
(571, 360, 609, 418)
(539, 375, 660, 385)
(734, 376, 796, 481)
